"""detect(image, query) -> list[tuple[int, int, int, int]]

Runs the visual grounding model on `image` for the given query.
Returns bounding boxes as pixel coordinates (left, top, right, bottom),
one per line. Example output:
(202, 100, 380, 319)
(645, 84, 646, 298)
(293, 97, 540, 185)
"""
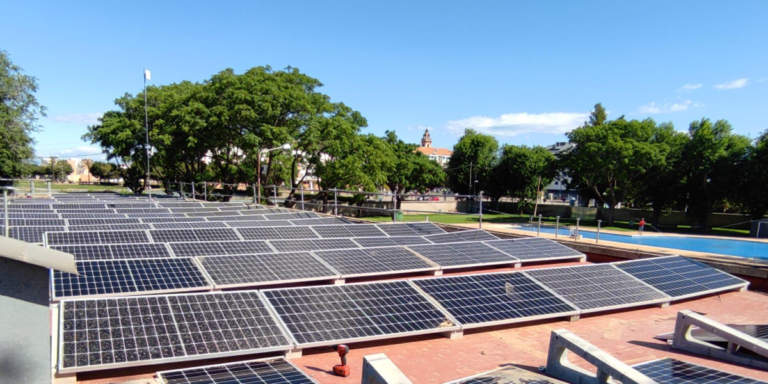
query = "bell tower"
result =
(421, 129, 432, 148)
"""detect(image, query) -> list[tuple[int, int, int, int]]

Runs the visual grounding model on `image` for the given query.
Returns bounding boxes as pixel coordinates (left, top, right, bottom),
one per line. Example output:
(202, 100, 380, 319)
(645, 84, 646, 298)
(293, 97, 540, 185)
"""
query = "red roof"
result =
(416, 147, 453, 156)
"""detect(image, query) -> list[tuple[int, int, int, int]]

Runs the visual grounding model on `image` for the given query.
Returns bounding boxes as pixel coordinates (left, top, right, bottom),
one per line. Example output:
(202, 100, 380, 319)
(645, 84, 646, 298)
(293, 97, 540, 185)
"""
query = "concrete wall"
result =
(0, 258, 51, 384)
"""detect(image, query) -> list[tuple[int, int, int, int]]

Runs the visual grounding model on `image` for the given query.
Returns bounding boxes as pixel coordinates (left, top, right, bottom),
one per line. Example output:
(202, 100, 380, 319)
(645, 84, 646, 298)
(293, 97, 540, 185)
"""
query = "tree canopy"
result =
(0, 50, 45, 178)
(446, 129, 499, 195)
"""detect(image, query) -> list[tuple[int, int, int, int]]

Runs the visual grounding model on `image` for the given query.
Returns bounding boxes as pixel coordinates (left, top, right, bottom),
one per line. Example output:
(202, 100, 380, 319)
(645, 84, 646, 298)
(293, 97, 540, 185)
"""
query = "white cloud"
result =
(714, 78, 749, 90)
(51, 113, 103, 125)
(758, 78, 767, 83)
(638, 100, 701, 114)
(677, 83, 702, 92)
(60, 146, 102, 155)
(445, 112, 588, 137)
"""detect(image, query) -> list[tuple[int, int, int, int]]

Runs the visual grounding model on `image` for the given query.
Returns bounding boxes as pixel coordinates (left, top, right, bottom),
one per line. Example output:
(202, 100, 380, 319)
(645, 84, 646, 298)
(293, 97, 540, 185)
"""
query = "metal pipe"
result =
(555, 216, 560, 238)
(392, 187, 398, 222)
(596, 220, 602, 243)
(47, 180, 51, 197)
(30, 180, 34, 195)
(575, 218, 580, 240)
(478, 191, 483, 229)
(3, 189, 8, 237)
(253, 183, 257, 204)
(537, 214, 542, 236)
(333, 189, 338, 216)
(300, 185, 305, 211)
(191, 181, 195, 200)
(272, 185, 277, 206)
(203, 182, 207, 201)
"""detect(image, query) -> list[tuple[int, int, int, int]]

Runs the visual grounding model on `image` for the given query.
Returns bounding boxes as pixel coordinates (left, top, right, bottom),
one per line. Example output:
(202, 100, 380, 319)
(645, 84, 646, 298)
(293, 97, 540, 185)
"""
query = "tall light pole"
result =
(144, 69, 151, 200)
(257, 143, 291, 204)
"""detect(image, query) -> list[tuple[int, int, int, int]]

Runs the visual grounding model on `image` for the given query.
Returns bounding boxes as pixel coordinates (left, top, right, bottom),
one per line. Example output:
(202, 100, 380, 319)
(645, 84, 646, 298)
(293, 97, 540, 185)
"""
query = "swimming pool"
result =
(514, 226, 768, 259)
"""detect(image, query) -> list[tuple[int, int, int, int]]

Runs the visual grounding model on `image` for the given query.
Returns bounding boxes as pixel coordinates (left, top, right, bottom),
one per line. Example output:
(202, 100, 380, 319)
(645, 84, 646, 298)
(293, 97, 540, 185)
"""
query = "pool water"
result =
(515, 226, 768, 259)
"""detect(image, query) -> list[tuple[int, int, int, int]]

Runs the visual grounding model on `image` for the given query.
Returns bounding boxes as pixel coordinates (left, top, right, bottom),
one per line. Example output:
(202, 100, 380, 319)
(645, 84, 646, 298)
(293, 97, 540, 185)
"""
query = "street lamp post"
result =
(257, 143, 291, 205)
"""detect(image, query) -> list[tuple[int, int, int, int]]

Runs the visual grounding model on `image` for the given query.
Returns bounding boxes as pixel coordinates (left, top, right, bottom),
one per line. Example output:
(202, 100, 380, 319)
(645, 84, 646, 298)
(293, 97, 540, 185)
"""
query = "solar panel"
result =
(199, 252, 340, 288)
(115, 208, 172, 214)
(412, 272, 579, 327)
(151, 222, 229, 230)
(51, 244, 173, 261)
(262, 212, 318, 220)
(484, 238, 584, 261)
(140, 217, 207, 223)
(236, 227, 319, 240)
(46, 230, 151, 246)
(166, 207, 221, 213)
(169, 241, 274, 257)
(269, 238, 359, 253)
(408, 242, 518, 268)
(6, 218, 66, 226)
(352, 236, 433, 247)
(632, 358, 767, 384)
(186, 211, 241, 217)
(52, 204, 108, 210)
(423, 230, 499, 243)
(262, 281, 458, 347)
(10, 226, 66, 243)
(615, 256, 748, 299)
(312, 246, 437, 277)
(59, 213, 126, 219)
(8, 203, 52, 209)
(6, 213, 61, 219)
(375, 222, 445, 236)
(157, 358, 317, 384)
(224, 220, 293, 227)
(290, 218, 350, 226)
(124, 213, 187, 218)
(58, 291, 291, 373)
(218, 206, 250, 211)
(67, 224, 153, 232)
(157, 202, 204, 208)
(52, 258, 210, 299)
(148, 228, 241, 243)
(525, 264, 670, 312)
(312, 224, 386, 238)
(67, 218, 142, 226)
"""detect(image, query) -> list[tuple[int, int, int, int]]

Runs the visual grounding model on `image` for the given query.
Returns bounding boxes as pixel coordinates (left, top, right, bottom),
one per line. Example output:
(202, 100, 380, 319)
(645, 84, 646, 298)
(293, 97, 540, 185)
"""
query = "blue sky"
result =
(2, 1, 766, 161)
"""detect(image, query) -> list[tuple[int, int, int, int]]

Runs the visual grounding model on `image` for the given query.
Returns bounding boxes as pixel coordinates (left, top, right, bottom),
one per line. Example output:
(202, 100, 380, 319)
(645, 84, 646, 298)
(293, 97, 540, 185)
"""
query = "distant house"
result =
(543, 142, 578, 201)
(415, 129, 452, 167)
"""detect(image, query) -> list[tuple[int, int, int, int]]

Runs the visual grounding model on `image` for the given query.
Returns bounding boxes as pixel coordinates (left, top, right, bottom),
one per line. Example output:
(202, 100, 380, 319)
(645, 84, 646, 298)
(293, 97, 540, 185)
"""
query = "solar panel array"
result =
(157, 358, 317, 384)
(632, 358, 768, 384)
(407, 242, 517, 268)
(312, 247, 437, 277)
(58, 291, 292, 373)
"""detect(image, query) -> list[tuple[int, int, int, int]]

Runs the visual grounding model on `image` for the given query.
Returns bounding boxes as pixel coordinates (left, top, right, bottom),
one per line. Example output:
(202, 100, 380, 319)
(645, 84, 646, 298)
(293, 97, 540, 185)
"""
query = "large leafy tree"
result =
(738, 130, 768, 220)
(682, 119, 750, 230)
(382, 131, 446, 207)
(0, 50, 45, 177)
(628, 123, 689, 225)
(88, 161, 115, 182)
(562, 116, 665, 225)
(495, 145, 556, 213)
(446, 129, 499, 196)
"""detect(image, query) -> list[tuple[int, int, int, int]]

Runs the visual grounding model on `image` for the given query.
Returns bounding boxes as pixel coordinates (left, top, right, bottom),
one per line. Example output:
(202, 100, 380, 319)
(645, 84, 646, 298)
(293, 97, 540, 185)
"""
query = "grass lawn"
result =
(14, 181, 129, 193)
(363, 212, 750, 237)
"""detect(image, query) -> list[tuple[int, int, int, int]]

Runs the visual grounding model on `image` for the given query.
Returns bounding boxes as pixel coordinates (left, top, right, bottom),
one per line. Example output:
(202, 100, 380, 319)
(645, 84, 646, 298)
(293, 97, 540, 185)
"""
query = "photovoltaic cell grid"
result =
(50, 244, 172, 261)
(262, 212, 319, 220)
(224, 220, 290, 227)
(236, 227, 319, 240)
(169, 241, 274, 257)
(59, 292, 291, 373)
(268, 238, 359, 253)
(262, 281, 456, 346)
(485, 238, 584, 261)
(312, 224, 386, 238)
(424, 230, 499, 244)
(46, 230, 151, 246)
(199, 252, 339, 287)
(10, 226, 65, 243)
(151, 222, 229, 230)
(615, 256, 748, 299)
(290, 218, 350, 226)
(67, 224, 153, 232)
(312, 247, 436, 277)
(526, 264, 669, 311)
(352, 236, 433, 247)
(632, 358, 768, 384)
(67, 218, 141, 226)
(7, 218, 66, 226)
(375, 222, 445, 236)
(412, 272, 578, 326)
(408, 242, 518, 268)
(52, 258, 210, 299)
(149, 228, 240, 243)
(157, 358, 316, 384)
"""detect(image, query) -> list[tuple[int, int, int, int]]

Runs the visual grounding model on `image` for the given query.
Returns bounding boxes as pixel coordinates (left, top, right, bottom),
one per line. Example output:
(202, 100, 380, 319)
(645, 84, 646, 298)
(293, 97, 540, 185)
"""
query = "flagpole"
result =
(144, 68, 151, 201)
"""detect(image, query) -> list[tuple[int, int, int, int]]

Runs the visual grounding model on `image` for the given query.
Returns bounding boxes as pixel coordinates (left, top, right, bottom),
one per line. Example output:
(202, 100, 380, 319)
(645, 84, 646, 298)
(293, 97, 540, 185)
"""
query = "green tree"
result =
(0, 50, 45, 177)
(495, 145, 556, 213)
(586, 103, 608, 127)
(446, 129, 499, 196)
(89, 161, 115, 183)
(682, 119, 751, 230)
(562, 116, 665, 225)
(82, 158, 93, 184)
(382, 131, 446, 208)
(628, 123, 689, 225)
(52, 160, 73, 182)
(738, 130, 768, 220)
